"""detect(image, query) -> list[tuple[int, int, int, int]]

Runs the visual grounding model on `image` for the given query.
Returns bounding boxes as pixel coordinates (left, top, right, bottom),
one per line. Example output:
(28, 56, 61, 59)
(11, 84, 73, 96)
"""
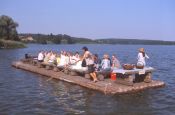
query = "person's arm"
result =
(101, 60, 104, 68)
(111, 61, 115, 67)
(145, 53, 149, 59)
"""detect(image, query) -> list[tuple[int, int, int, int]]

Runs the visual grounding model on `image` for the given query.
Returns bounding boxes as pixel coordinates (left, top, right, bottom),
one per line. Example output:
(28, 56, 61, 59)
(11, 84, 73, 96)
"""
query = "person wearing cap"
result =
(82, 46, 91, 59)
(137, 48, 149, 66)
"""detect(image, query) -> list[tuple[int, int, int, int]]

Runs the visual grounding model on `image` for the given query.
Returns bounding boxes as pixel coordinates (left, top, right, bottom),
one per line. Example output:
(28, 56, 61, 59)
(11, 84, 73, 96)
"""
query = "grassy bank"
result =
(0, 39, 26, 49)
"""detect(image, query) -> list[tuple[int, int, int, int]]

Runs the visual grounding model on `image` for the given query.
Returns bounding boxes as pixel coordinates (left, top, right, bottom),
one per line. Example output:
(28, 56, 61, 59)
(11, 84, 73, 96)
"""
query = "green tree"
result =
(36, 34, 47, 44)
(0, 15, 19, 40)
(63, 34, 75, 44)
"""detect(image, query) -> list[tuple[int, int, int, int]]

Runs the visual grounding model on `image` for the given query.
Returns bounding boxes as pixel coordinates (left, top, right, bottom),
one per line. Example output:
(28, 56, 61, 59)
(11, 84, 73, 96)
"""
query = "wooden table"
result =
(112, 67, 155, 86)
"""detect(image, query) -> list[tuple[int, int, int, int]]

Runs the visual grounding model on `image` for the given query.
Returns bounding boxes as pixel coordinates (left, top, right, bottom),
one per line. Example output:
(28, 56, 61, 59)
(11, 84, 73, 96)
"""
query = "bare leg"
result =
(90, 73, 95, 80)
(93, 72, 98, 81)
(90, 72, 98, 82)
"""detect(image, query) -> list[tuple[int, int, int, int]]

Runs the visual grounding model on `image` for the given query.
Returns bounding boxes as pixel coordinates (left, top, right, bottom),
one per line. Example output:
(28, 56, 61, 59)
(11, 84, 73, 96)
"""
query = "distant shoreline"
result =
(19, 33, 175, 45)
(0, 39, 26, 49)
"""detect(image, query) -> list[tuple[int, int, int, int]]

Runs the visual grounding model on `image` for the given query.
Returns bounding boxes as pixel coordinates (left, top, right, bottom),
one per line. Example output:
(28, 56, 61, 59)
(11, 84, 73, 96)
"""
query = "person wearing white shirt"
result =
(137, 48, 149, 66)
(37, 51, 44, 62)
(59, 53, 66, 66)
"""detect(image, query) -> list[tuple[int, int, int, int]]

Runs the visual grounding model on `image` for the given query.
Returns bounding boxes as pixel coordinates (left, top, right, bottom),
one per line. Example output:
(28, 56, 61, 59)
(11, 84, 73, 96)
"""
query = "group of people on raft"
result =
(37, 46, 149, 82)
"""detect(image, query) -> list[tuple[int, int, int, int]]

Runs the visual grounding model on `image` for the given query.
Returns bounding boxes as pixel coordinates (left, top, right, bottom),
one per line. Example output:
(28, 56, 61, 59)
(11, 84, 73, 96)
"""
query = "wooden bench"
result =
(112, 67, 155, 86)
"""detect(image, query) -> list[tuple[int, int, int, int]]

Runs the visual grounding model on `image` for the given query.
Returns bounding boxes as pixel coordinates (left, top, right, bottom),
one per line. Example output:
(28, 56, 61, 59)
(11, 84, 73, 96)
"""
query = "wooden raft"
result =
(12, 61, 165, 95)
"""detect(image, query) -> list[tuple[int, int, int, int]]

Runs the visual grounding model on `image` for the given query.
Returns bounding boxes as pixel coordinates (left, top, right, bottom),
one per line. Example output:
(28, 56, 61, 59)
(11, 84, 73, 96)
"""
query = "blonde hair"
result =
(103, 54, 109, 59)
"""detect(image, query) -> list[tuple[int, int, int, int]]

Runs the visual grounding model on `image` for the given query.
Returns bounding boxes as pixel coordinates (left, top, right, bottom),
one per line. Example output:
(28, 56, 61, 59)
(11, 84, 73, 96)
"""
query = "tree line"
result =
(1, 15, 175, 45)
(20, 33, 175, 45)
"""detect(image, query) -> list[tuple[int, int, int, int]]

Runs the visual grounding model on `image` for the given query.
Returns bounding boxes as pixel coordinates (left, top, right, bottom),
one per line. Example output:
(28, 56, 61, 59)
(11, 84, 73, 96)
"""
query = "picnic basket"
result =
(122, 64, 135, 70)
(136, 65, 144, 69)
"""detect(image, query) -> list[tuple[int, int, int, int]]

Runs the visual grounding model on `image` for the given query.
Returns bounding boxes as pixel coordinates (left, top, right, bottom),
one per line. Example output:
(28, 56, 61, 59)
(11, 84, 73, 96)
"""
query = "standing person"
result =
(82, 46, 91, 59)
(137, 48, 149, 66)
(86, 54, 98, 82)
(82, 46, 91, 67)
(111, 54, 121, 69)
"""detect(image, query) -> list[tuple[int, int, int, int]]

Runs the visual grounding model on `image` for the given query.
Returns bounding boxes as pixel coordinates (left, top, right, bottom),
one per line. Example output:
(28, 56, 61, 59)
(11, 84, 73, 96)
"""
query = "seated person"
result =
(71, 52, 80, 64)
(48, 52, 56, 65)
(58, 51, 66, 66)
(70, 55, 87, 71)
(111, 54, 121, 69)
(37, 51, 44, 62)
(44, 51, 51, 64)
(94, 54, 101, 71)
(86, 54, 98, 82)
(101, 54, 111, 71)
(56, 54, 61, 65)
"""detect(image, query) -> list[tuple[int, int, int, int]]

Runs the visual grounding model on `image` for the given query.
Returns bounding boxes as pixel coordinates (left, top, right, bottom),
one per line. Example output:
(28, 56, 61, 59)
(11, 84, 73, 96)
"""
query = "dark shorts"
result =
(88, 64, 95, 73)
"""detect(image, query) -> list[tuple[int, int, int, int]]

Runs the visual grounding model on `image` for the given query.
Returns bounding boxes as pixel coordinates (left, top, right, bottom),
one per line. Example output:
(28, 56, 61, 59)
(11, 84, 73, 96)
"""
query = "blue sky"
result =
(0, 0, 175, 41)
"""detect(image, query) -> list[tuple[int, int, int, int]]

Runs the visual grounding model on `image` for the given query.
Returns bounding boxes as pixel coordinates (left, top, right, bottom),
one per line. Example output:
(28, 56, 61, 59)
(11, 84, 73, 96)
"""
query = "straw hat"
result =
(139, 48, 145, 52)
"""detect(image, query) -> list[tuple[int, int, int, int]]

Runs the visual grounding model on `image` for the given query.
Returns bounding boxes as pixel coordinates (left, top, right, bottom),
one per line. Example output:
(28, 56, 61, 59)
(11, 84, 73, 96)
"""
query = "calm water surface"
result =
(0, 44, 175, 115)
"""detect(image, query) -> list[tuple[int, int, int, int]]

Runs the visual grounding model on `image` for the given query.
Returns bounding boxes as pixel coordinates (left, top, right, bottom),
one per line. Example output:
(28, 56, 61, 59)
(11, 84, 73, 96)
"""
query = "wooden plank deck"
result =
(12, 61, 165, 95)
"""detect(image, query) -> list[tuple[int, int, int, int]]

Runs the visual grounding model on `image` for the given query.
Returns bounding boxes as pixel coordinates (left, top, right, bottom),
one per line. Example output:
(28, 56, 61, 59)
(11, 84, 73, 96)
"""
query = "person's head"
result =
(56, 54, 60, 57)
(94, 54, 98, 58)
(94, 54, 98, 60)
(103, 54, 109, 59)
(139, 48, 145, 57)
(75, 52, 79, 55)
(112, 54, 117, 59)
(44, 51, 47, 55)
(63, 51, 66, 55)
(75, 52, 79, 57)
(82, 46, 88, 52)
(139, 48, 145, 53)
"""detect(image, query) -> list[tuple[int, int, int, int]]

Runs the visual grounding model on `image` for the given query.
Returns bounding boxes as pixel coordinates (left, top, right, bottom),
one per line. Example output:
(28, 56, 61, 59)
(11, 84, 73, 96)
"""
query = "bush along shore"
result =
(0, 39, 26, 49)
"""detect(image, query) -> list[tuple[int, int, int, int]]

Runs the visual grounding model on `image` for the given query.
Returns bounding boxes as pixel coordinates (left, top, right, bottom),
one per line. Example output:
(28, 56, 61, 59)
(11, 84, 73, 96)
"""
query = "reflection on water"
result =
(0, 44, 175, 115)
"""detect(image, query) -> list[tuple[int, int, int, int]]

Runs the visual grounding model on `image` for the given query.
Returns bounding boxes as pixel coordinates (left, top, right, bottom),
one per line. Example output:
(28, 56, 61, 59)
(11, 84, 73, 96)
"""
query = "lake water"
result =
(0, 44, 175, 115)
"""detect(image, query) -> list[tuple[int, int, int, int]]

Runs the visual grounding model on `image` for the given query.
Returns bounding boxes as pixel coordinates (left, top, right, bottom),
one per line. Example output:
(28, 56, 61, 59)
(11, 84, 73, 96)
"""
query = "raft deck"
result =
(12, 61, 165, 95)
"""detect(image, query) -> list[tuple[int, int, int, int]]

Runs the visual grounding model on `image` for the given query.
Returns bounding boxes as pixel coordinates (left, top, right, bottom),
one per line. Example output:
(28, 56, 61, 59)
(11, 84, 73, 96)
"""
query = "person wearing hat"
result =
(137, 48, 149, 66)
